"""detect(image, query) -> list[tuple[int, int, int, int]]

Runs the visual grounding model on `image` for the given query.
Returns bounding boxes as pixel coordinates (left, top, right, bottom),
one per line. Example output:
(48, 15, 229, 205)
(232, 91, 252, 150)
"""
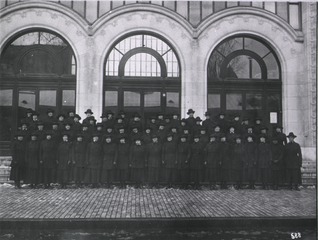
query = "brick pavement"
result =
(0, 187, 316, 219)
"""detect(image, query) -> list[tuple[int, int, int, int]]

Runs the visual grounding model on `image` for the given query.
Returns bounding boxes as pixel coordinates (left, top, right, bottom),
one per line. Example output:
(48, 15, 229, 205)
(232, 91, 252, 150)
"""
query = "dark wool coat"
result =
(147, 142, 162, 168)
(271, 143, 284, 170)
(72, 141, 87, 167)
(177, 142, 191, 169)
(258, 143, 272, 169)
(232, 143, 245, 170)
(26, 140, 40, 169)
(102, 142, 117, 170)
(273, 132, 287, 146)
(57, 141, 72, 169)
(10, 140, 26, 180)
(33, 130, 46, 141)
(244, 142, 258, 168)
(284, 142, 302, 169)
(219, 142, 231, 169)
(189, 142, 204, 170)
(204, 142, 220, 169)
(129, 145, 147, 169)
(86, 141, 102, 169)
(40, 139, 57, 169)
(116, 143, 130, 169)
(162, 141, 178, 169)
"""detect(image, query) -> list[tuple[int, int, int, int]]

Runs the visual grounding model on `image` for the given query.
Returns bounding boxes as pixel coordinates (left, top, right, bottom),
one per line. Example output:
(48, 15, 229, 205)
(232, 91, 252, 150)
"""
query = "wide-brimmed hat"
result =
(84, 109, 93, 114)
(187, 109, 195, 115)
(287, 132, 297, 138)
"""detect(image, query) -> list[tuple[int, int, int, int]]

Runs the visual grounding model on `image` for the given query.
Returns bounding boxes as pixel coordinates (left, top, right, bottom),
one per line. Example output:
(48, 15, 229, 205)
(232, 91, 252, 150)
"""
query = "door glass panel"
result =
(62, 90, 75, 106)
(39, 90, 56, 106)
(264, 53, 279, 79)
(268, 94, 280, 110)
(244, 38, 270, 58)
(0, 89, 13, 140)
(144, 91, 161, 107)
(166, 92, 179, 108)
(289, 4, 300, 29)
(105, 91, 118, 107)
(246, 93, 262, 110)
(208, 93, 220, 109)
(226, 93, 242, 110)
(19, 90, 36, 110)
(226, 55, 261, 79)
(124, 91, 140, 107)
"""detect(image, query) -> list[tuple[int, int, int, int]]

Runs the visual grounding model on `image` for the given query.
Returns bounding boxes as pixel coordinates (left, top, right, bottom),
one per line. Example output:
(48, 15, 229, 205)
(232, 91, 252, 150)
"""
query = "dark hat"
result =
(51, 121, 59, 126)
(193, 134, 201, 139)
(157, 112, 164, 116)
(234, 135, 242, 140)
(260, 126, 268, 131)
(209, 133, 218, 138)
(133, 112, 141, 118)
(274, 125, 283, 129)
(219, 133, 226, 139)
(57, 113, 66, 118)
(63, 121, 72, 126)
(246, 134, 254, 140)
(36, 121, 44, 126)
(242, 117, 249, 121)
(106, 110, 114, 116)
(247, 125, 254, 129)
(84, 109, 93, 114)
(104, 135, 113, 139)
(166, 133, 173, 138)
(100, 113, 107, 118)
(259, 134, 267, 139)
(15, 132, 24, 137)
(152, 135, 159, 139)
(287, 132, 297, 138)
(96, 123, 103, 127)
(181, 118, 187, 123)
(81, 123, 89, 128)
(74, 114, 81, 120)
(26, 108, 34, 113)
(218, 112, 225, 116)
(117, 125, 125, 130)
(87, 116, 96, 122)
(271, 136, 279, 141)
(46, 108, 54, 113)
(67, 110, 75, 114)
(228, 125, 236, 130)
(61, 133, 70, 138)
(180, 135, 188, 139)
(32, 112, 40, 116)
(76, 134, 84, 138)
(119, 135, 126, 140)
(118, 110, 126, 115)
(204, 111, 211, 116)
(45, 131, 53, 136)
(172, 113, 180, 116)
(214, 124, 221, 128)
(20, 119, 29, 125)
(30, 132, 38, 137)
(92, 133, 100, 138)
(187, 109, 195, 115)
(195, 117, 202, 122)
(106, 126, 114, 130)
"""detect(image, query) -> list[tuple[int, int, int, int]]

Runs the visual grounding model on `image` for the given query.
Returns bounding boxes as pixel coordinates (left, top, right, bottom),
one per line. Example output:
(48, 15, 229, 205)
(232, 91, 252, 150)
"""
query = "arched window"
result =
(0, 30, 76, 140)
(207, 35, 282, 126)
(104, 33, 180, 118)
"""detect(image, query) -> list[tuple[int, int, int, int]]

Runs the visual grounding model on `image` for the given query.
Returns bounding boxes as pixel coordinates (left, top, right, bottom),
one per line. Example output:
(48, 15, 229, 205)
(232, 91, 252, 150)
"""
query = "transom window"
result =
(207, 35, 282, 128)
(104, 33, 181, 117)
(105, 34, 179, 77)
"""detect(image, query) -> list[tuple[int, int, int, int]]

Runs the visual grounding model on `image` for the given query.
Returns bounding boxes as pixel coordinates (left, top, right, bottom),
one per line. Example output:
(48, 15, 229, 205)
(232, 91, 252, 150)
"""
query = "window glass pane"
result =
(0, 89, 13, 106)
(166, 92, 179, 108)
(226, 93, 242, 110)
(264, 2, 276, 13)
(227, 2, 238, 7)
(62, 90, 75, 106)
(105, 91, 118, 107)
(39, 90, 56, 107)
(267, 94, 280, 110)
(214, 2, 226, 12)
(252, 59, 261, 78)
(71, 55, 76, 75)
(19, 90, 36, 110)
(252, 2, 263, 8)
(226, 55, 250, 78)
(218, 38, 243, 56)
(246, 93, 262, 110)
(0, 89, 13, 141)
(124, 53, 161, 77)
(264, 53, 279, 79)
(239, 2, 251, 6)
(244, 38, 270, 57)
(124, 91, 140, 107)
(208, 93, 220, 109)
(276, 2, 288, 22)
(144, 92, 161, 107)
(20, 49, 55, 74)
(289, 4, 300, 29)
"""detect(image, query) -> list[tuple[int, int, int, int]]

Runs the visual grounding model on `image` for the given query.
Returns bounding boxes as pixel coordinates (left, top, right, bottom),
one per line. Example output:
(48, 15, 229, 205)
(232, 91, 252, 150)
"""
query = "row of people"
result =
(10, 130, 302, 190)
(19, 108, 284, 139)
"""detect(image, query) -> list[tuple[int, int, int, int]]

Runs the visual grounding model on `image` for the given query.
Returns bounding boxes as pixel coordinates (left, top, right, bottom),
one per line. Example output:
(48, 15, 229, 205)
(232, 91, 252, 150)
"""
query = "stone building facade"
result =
(0, 1, 316, 163)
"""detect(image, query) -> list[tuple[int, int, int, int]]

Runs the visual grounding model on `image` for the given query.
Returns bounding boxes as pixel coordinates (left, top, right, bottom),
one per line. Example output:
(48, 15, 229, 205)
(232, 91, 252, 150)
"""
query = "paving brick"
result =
(0, 187, 315, 220)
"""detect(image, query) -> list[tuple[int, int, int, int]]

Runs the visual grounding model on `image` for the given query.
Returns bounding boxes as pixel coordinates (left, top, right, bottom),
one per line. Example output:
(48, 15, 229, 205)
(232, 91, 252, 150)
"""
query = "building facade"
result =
(0, 1, 316, 163)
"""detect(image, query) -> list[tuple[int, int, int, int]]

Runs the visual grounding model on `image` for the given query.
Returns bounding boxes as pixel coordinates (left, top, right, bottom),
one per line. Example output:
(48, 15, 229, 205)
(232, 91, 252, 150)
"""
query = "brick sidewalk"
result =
(0, 187, 315, 219)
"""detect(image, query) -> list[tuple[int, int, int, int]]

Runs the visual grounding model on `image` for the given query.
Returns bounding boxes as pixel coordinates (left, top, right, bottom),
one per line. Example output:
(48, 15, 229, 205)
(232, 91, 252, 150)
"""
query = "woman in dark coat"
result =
(189, 135, 204, 189)
(231, 136, 245, 189)
(219, 135, 230, 189)
(26, 133, 40, 188)
(57, 134, 72, 188)
(244, 135, 258, 189)
(177, 135, 191, 188)
(161, 134, 178, 187)
(258, 135, 272, 189)
(72, 134, 87, 186)
(10, 133, 27, 188)
(40, 132, 57, 188)
(116, 137, 130, 187)
(146, 135, 162, 187)
(101, 136, 117, 187)
(129, 138, 147, 187)
(86, 134, 102, 187)
(203, 135, 220, 190)
(271, 137, 284, 190)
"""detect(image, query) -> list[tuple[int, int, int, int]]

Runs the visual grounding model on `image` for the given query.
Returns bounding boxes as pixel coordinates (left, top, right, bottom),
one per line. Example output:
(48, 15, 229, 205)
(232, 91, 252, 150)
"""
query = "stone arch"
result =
(197, 11, 305, 143)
